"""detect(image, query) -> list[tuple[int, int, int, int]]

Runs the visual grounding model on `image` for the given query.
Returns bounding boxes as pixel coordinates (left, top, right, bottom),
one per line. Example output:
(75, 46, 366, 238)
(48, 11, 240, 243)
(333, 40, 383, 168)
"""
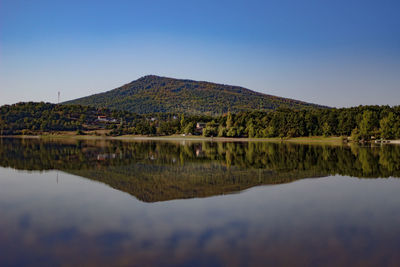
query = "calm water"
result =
(1, 138, 400, 266)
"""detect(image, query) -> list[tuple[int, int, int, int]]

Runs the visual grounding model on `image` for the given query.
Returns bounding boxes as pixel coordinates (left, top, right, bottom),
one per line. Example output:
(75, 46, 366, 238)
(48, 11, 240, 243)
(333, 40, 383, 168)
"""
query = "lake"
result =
(1, 138, 400, 266)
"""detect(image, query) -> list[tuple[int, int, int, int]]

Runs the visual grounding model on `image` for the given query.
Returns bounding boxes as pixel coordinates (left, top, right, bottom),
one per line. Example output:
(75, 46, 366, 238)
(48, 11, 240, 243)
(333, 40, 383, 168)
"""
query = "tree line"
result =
(1, 102, 399, 140)
(196, 106, 400, 140)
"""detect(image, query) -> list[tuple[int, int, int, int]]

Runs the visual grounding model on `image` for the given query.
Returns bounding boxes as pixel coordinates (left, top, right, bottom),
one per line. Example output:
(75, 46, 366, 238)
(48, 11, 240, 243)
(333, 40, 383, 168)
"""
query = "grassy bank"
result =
(0, 132, 345, 144)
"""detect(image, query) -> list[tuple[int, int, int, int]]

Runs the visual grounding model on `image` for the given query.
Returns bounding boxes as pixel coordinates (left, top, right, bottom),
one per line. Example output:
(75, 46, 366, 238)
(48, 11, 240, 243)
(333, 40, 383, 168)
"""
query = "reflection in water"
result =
(0, 138, 400, 201)
(1, 138, 400, 266)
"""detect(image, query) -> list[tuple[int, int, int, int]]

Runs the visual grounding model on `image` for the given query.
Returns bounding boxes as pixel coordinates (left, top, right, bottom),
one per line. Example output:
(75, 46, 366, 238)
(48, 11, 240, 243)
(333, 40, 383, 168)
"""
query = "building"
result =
(196, 122, 206, 130)
(97, 115, 108, 122)
(97, 116, 117, 123)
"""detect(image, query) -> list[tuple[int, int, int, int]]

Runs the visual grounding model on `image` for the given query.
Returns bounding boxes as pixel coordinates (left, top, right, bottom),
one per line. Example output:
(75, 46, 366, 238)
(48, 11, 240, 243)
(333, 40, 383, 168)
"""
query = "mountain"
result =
(64, 75, 325, 114)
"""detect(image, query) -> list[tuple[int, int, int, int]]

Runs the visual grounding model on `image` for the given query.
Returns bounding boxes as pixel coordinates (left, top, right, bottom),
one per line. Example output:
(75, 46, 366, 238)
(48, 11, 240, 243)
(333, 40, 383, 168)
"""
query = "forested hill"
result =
(63, 75, 325, 114)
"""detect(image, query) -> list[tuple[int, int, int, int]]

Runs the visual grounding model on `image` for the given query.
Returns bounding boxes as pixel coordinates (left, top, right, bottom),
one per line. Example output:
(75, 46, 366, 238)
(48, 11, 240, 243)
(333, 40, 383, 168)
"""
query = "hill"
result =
(63, 75, 325, 114)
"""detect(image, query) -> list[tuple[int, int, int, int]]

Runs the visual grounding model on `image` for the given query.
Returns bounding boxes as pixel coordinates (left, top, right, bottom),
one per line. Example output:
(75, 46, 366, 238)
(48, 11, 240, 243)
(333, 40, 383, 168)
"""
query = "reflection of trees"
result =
(379, 146, 398, 173)
(1, 138, 400, 202)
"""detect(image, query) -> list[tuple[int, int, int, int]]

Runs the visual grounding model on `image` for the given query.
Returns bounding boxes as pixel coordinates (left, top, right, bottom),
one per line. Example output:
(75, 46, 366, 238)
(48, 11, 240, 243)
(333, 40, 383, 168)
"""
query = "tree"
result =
(380, 112, 395, 139)
(359, 110, 373, 140)
(322, 122, 331, 137)
(203, 126, 217, 137)
(183, 122, 196, 134)
(226, 111, 233, 129)
(351, 127, 360, 142)
(226, 127, 237, 137)
(264, 125, 276, 137)
(218, 126, 226, 137)
(203, 121, 218, 137)
(180, 114, 185, 130)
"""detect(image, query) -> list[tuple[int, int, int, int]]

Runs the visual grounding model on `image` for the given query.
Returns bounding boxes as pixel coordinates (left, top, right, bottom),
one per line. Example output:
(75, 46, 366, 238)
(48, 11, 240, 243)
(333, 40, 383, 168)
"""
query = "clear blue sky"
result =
(1, 0, 399, 107)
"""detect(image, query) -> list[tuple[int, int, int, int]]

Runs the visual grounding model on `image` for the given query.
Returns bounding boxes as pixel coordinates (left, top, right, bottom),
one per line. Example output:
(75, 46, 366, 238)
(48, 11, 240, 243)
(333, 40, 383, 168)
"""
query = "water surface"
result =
(1, 138, 400, 266)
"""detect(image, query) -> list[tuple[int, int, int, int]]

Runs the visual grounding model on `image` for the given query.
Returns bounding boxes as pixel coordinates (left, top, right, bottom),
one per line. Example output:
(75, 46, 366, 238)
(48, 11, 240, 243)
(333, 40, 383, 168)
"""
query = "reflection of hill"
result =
(1, 138, 400, 202)
(67, 164, 326, 202)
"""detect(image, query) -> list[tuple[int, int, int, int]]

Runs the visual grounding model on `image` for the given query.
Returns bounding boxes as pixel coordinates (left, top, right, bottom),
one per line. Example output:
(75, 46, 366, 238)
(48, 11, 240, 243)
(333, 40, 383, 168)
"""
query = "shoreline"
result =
(2, 133, 399, 145)
(0, 134, 345, 144)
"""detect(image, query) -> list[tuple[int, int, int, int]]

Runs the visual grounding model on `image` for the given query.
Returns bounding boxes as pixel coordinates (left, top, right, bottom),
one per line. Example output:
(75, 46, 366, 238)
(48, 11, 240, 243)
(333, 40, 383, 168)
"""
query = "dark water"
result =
(1, 138, 400, 266)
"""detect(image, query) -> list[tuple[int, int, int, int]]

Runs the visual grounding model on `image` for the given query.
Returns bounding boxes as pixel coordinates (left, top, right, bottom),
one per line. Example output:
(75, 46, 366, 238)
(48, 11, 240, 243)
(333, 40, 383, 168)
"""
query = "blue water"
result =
(1, 167, 400, 266)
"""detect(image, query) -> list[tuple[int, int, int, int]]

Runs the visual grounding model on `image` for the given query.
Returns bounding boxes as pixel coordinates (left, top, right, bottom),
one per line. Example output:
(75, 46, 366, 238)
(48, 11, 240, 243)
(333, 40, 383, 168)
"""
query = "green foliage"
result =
(246, 123, 256, 138)
(183, 122, 196, 134)
(180, 114, 185, 129)
(380, 112, 395, 139)
(359, 110, 374, 140)
(213, 106, 400, 141)
(0, 102, 140, 135)
(203, 121, 218, 137)
(264, 125, 276, 137)
(322, 122, 331, 137)
(226, 127, 237, 137)
(2, 102, 400, 142)
(226, 111, 233, 128)
(351, 127, 361, 142)
(218, 126, 227, 137)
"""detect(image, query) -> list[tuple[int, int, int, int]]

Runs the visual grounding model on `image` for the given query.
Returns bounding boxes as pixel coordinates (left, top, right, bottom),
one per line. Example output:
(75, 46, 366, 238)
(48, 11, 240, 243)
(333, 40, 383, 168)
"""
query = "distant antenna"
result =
(58, 91, 60, 104)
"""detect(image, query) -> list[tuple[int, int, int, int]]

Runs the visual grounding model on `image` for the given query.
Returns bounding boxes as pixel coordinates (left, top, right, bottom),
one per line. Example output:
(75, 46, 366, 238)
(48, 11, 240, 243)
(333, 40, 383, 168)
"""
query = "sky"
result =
(0, 0, 399, 108)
